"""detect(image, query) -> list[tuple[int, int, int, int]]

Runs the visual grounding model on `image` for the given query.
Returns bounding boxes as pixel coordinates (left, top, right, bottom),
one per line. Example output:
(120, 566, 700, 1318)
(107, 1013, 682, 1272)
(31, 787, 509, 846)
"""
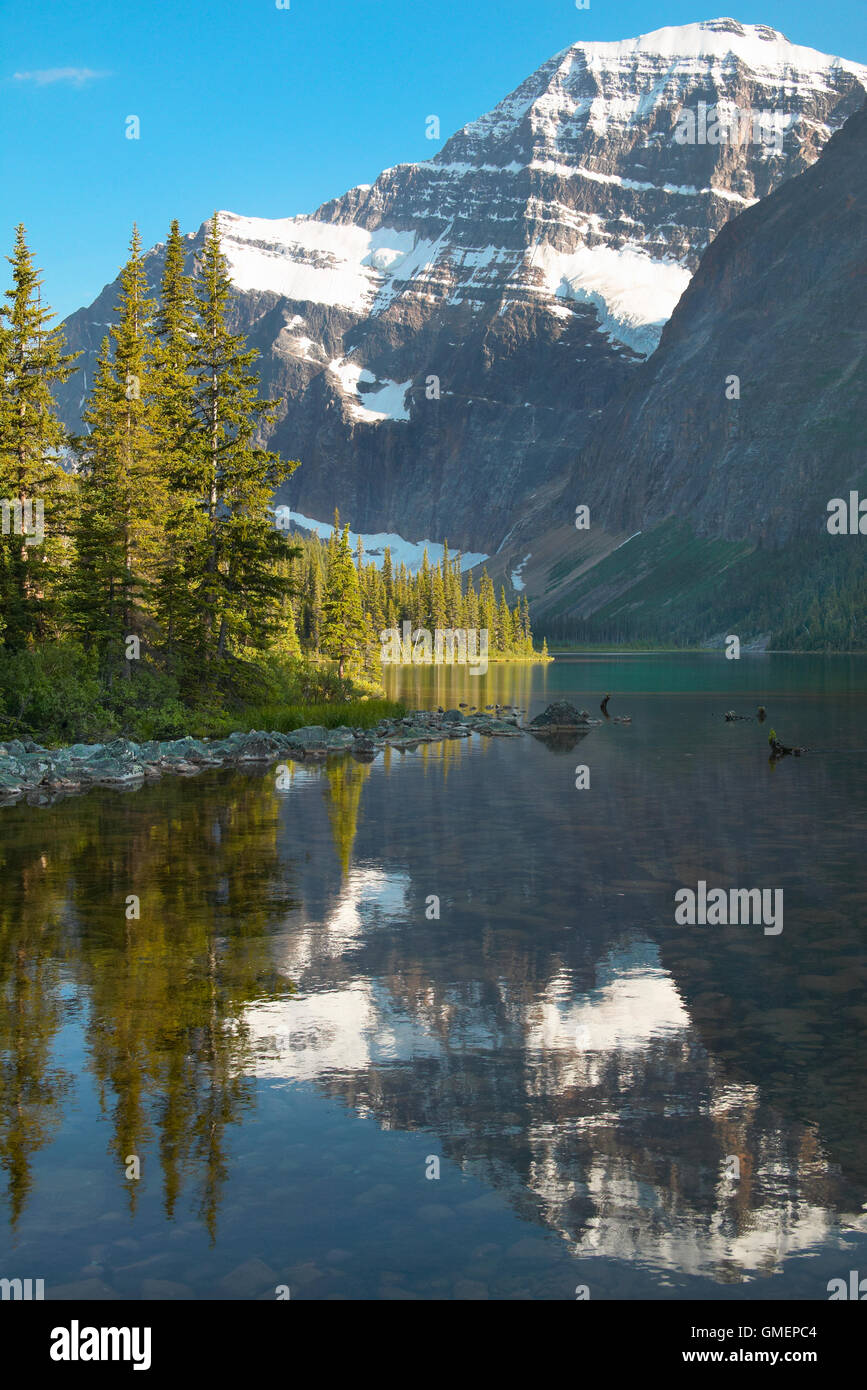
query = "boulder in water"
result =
(528, 702, 593, 733)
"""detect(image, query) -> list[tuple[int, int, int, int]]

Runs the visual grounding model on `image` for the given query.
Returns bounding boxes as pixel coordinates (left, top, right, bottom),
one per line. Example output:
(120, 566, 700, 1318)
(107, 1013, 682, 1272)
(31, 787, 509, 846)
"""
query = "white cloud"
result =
(13, 67, 110, 87)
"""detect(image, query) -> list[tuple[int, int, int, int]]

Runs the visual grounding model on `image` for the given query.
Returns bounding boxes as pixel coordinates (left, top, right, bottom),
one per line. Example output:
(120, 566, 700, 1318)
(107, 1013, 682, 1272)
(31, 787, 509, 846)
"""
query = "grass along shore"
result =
(0, 641, 406, 749)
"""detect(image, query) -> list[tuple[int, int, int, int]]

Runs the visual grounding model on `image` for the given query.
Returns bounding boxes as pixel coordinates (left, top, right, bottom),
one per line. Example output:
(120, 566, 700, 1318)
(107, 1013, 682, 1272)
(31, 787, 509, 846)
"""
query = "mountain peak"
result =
(600, 17, 794, 53)
(546, 16, 867, 87)
(57, 23, 867, 556)
(435, 19, 866, 173)
(562, 17, 831, 64)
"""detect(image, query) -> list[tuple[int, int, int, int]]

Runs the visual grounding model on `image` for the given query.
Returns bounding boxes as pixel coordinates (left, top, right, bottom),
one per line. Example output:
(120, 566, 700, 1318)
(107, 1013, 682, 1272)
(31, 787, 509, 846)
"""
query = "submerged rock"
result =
(477, 719, 523, 737)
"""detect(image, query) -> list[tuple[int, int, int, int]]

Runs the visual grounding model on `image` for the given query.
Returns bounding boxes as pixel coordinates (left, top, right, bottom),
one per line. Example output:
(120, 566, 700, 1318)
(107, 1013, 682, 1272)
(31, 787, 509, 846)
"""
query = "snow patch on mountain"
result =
(542, 163, 758, 206)
(328, 359, 413, 423)
(534, 243, 691, 354)
(511, 555, 532, 591)
(277, 316, 325, 363)
(372, 233, 451, 308)
(273, 510, 488, 573)
(218, 213, 421, 310)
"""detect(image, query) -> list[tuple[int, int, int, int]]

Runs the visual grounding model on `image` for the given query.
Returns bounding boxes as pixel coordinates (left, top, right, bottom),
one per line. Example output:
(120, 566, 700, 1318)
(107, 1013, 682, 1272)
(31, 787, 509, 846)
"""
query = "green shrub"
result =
(0, 641, 401, 746)
(0, 643, 107, 743)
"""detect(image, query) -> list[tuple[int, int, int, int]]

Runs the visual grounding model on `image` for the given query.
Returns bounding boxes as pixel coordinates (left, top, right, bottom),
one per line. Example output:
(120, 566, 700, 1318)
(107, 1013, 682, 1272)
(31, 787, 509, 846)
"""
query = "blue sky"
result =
(1, 0, 865, 320)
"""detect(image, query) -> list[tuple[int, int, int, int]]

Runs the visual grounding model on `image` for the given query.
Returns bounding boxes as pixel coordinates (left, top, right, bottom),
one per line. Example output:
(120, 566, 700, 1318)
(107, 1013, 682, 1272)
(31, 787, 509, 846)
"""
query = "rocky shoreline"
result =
(0, 707, 528, 806)
(0, 701, 611, 807)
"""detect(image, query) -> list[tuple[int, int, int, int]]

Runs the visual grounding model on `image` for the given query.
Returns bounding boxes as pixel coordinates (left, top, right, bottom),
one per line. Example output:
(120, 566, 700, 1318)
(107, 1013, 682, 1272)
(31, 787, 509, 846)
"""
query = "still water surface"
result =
(1, 654, 866, 1299)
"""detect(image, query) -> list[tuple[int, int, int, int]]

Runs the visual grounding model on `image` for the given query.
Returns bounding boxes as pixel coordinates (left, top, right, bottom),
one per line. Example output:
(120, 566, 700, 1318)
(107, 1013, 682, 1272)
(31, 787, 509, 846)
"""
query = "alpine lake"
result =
(1, 653, 866, 1301)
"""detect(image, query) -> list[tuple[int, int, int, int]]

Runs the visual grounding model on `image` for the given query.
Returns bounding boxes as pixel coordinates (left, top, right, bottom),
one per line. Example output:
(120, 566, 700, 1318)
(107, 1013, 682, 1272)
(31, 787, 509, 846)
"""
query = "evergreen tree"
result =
(0, 225, 79, 647)
(321, 524, 366, 678)
(150, 220, 198, 671)
(71, 228, 159, 672)
(430, 566, 447, 633)
(479, 570, 496, 650)
(498, 588, 513, 653)
(465, 576, 480, 632)
(71, 340, 132, 659)
(184, 213, 300, 689)
(415, 549, 431, 629)
(274, 574, 301, 659)
(382, 546, 396, 627)
(307, 551, 323, 649)
(448, 551, 463, 626)
(520, 594, 532, 648)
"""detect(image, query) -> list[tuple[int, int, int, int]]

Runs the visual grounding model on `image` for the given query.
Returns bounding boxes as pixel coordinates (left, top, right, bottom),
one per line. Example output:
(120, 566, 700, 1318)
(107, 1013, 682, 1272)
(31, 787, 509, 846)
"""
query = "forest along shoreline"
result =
(1, 219, 547, 762)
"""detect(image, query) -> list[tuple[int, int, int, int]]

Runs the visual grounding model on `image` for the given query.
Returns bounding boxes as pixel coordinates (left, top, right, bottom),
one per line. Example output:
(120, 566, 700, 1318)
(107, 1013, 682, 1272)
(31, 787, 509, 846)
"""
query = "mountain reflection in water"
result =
(1, 655, 866, 1300)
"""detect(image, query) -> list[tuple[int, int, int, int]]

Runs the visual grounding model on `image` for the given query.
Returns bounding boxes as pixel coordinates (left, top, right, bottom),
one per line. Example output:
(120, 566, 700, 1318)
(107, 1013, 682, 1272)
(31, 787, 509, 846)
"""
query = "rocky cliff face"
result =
(55, 19, 867, 556)
(576, 101, 867, 545)
(519, 98, 867, 642)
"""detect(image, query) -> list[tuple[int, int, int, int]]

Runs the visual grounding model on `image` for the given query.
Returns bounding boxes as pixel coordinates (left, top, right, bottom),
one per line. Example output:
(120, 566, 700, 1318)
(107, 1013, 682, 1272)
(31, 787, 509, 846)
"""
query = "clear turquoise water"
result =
(1, 654, 866, 1300)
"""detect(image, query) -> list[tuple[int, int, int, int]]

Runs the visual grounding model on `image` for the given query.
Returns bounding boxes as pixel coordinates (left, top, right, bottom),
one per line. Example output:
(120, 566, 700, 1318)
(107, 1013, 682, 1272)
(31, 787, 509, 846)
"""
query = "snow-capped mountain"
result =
(56, 19, 867, 554)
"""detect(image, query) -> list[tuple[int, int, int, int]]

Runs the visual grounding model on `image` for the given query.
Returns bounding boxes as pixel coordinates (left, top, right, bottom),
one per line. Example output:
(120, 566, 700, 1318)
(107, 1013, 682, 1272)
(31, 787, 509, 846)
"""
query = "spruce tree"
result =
(381, 546, 395, 627)
(151, 220, 198, 671)
(321, 524, 366, 678)
(430, 566, 447, 633)
(70, 339, 130, 658)
(448, 551, 463, 626)
(185, 213, 300, 689)
(71, 228, 159, 672)
(308, 551, 323, 649)
(0, 225, 79, 647)
(0, 291, 12, 646)
(415, 549, 431, 629)
(465, 576, 480, 632)
(479, 570, 496, 652)
(498, 588, 513, 654)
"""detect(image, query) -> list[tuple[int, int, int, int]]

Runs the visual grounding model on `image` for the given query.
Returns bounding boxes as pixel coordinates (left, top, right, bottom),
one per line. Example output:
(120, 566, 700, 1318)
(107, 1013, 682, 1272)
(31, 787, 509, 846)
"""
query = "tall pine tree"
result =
(71, 228, 160, 674)
(151, 219, 198, 671)
(0, 226, 78, 648)
(321, 524, 366, 679)
(184, 214, 300, 691)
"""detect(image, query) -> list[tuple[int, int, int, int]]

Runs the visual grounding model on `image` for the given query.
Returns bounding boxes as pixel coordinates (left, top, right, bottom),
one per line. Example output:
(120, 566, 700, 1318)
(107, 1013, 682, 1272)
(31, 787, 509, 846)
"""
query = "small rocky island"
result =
(527, 701, 601, 732)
